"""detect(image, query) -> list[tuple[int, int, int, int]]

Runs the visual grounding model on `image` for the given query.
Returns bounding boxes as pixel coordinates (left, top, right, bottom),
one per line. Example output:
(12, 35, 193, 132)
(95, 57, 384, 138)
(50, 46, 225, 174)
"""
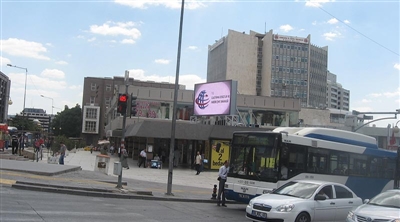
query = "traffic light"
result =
(130, 95, 137, 117)
(117, 94, 128, 115)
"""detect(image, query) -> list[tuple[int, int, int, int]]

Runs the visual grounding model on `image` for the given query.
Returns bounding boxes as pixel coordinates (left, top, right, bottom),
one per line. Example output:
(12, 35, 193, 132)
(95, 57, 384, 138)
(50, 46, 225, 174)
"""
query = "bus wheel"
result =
(295, 212, 310, 222)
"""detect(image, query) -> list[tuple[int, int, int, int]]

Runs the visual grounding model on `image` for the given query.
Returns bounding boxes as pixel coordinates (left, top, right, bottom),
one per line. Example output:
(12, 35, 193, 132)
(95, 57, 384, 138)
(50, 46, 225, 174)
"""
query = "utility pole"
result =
(117, 70, 130, 189)
(166, 0, 185, 196)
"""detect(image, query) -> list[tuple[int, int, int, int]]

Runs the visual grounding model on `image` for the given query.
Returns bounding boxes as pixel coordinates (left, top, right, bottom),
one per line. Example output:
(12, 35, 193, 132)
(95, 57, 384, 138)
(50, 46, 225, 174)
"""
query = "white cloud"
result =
(299, 28, 305, 32)
(121, 39, 135, 44)
(40, 69, 65, 79)
(127, 69, 205, 90)
(67, 54, 72, 57)
(8, 72, 67, 90)
(114, 0, 206, 10)
(327, 18, 338, 24)
(46, 43, 53, 47)
(323, 31, 341, 41)
(368, 88, 400, 98)
(89, 21, 141, 44)
(188, 46, 198, 50)
(69, 85, 82, 90)
(344, 20, 350, 24)
(87, 37, 96, 42)
(154, 59, 170, 65)
(55, 60, 68, 65)
(279, 24, 293, 32)
(0, 38, 50, 60)
(0, 56, 11, 66)
(361, 99, 371, 103)
(305, 0, 335, 7)
(351, 106, 373, 112)
(394, 63, 400, 70)
(312, 21, 317, 25)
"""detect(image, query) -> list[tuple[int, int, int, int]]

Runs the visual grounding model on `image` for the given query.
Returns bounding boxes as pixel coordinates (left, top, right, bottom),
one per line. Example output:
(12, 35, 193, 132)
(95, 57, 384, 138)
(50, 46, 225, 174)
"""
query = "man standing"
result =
(11, 135, 19, 155)
(195, 151, 202, 175)
(59, 143, 67, 165)
(217, 160, 229, 207)
(138, 149, 147, 168)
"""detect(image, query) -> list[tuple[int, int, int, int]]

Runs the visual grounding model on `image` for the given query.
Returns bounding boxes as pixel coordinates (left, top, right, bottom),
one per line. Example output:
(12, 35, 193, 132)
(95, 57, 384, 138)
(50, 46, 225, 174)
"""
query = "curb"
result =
(11, 181, 243, 204)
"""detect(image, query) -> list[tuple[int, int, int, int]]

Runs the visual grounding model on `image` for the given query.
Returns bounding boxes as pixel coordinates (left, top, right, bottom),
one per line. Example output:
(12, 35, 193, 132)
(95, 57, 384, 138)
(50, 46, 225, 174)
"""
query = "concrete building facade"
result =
(0, 71, 11, 123)
(81, 76, 186, 145)
(326, 71, 350, 110)
(207, 29, 328, 108)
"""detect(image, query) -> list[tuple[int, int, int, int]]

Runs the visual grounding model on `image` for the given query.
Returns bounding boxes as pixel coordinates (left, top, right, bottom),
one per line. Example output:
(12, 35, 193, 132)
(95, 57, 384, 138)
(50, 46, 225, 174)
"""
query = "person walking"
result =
(217, 160, 230, 207)
(11, 135, 19, 155)
(195, 151, 202, 175)
(138, 149, 147, 168)
(59, 143, 67, 165)
(121, 145, 129, 169)
(4, 131, 11, 150)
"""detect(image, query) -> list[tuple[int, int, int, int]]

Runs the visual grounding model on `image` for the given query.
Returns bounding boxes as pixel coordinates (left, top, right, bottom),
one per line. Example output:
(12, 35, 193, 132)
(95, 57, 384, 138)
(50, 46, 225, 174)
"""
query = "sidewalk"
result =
(0, 148, 230, 203)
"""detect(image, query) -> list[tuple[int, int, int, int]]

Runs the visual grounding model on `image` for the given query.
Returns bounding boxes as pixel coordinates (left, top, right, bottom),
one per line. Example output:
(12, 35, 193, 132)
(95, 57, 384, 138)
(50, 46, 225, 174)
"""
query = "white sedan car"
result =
(246, 180, 362, 222)
(346, 189, 400, 222)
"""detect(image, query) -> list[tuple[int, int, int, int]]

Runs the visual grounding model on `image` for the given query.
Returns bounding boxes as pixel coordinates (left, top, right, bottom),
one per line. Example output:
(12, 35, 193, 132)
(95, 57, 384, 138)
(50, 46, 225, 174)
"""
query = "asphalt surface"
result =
(0, 148, 237, 204)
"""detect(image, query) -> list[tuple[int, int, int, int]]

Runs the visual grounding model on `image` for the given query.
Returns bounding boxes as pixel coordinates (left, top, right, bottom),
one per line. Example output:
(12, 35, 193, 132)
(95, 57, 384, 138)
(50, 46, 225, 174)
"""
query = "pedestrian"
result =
(195, 151, 202, 175)
(4, 131, 11, 150)
(11, 135, 19, 155)
(161, 149, 166, 163)
(138, 149, 147, 168)
(19, 134, 25, 155)
(59, 143, 67, 165)
(173, 148, 180, 167)
(121, 145, 129, 169)
(109, 144, 114, 155)
(217, 160, 229, 207)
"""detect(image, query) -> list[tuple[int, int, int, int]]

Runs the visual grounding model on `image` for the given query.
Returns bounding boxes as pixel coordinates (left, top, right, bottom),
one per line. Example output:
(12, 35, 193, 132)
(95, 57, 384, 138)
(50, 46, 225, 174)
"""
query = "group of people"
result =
(4, 133, 25, 155)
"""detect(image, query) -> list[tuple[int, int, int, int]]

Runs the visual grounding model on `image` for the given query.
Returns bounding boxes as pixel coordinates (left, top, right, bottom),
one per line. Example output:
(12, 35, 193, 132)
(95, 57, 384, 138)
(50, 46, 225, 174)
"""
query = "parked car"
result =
(246, 180, 362, 222)
(346, 189, 400, 222)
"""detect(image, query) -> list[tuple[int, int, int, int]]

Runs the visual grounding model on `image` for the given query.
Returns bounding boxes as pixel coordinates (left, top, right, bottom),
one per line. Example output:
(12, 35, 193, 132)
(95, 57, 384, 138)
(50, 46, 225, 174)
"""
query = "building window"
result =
(106, 84, 111, 91)
(90, 96, 95, 104)
(84, 121, 97, 132)
(105, 97, 111, 106)
(91, 83, 96, 91)
(86, 108, 98, 119)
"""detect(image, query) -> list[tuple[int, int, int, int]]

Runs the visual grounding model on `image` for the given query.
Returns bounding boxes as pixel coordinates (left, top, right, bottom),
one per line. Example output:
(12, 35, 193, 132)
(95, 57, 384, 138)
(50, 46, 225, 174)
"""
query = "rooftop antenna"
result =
(264, 22, 266, 33)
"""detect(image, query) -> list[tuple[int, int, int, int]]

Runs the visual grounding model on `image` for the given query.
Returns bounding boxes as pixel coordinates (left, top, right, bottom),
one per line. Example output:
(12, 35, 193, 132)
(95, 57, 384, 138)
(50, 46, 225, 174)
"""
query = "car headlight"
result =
(276, 204, 295, 212)
(248, 199, 254, 207)
(347, 211, 355, 220)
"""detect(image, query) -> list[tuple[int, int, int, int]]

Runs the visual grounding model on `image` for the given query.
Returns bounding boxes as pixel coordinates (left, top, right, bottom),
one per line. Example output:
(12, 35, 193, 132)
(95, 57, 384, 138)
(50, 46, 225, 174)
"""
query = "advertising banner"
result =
(210, 140, 230, 170)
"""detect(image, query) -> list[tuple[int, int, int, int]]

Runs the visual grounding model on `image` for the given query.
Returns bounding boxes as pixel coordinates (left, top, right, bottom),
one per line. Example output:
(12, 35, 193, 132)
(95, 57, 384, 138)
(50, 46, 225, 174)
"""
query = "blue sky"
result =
(1, 0, 399, 127)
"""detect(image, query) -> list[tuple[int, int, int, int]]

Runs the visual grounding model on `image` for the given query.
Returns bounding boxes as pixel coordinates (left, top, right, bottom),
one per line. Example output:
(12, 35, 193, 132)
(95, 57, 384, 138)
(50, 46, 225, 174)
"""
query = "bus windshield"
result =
(229, 132, 279, 182)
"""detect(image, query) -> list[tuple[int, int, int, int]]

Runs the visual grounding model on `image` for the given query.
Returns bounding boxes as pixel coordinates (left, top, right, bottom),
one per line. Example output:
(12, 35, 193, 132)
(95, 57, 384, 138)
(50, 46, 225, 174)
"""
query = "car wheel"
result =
(295, 212, 311, 222)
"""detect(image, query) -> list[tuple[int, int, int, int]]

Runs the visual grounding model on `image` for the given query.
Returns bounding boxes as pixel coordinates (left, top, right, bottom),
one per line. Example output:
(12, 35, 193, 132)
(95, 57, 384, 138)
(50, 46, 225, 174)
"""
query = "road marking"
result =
(0, 178, 16, 185)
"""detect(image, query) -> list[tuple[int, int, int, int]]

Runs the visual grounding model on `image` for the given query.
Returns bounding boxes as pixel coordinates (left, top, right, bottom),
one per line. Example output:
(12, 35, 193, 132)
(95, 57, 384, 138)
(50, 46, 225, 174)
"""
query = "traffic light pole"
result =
(117, 82, 129, 189)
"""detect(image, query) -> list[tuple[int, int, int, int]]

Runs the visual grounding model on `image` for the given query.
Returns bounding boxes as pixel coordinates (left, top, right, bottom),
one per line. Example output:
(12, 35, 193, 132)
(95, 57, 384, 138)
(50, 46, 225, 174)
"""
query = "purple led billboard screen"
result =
(193, 80, 234, 116)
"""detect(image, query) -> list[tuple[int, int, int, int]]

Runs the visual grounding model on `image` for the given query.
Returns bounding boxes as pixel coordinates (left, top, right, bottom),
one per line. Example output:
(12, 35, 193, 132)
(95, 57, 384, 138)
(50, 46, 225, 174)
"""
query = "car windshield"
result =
(368, 191, 400, 208)
(272, 181, 320, 199)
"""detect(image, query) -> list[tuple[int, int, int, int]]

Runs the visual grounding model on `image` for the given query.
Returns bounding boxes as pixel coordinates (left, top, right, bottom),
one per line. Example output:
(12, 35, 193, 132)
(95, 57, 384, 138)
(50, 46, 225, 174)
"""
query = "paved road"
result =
(0, 186, 247, 222)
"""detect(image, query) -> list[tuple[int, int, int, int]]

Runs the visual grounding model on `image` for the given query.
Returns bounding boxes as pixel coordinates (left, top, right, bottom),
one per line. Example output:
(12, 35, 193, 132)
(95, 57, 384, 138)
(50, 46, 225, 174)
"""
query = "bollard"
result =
(211, 184, 217, 199)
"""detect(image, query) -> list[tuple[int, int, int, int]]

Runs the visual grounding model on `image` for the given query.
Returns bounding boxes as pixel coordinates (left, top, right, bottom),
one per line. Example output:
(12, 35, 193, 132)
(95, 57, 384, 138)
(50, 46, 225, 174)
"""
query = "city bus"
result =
(225, 127, 399, 203)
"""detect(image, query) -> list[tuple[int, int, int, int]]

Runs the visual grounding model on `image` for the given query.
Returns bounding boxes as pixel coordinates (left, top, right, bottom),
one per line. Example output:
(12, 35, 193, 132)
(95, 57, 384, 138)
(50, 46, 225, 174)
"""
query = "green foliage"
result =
(50, 135, 86, 152)
(51, 104, 82, 137)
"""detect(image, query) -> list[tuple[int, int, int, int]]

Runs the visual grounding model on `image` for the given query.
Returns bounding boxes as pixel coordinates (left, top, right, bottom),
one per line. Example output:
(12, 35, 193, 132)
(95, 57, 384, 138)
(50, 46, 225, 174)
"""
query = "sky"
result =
(0, 0, 399, 128)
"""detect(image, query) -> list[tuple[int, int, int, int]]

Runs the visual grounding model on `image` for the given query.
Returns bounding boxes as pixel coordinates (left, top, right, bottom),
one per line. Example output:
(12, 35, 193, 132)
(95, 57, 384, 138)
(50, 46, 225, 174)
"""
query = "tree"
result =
(51, 104, 82, 137)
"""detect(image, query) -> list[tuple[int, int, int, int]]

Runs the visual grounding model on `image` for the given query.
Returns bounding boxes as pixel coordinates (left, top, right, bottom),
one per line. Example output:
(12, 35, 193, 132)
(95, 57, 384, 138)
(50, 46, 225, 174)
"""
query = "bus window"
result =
(286, 143, 307, 177)
(307, 148, 329, 173)
(331, 152, 349, 175)
(349, 154, 367, 176)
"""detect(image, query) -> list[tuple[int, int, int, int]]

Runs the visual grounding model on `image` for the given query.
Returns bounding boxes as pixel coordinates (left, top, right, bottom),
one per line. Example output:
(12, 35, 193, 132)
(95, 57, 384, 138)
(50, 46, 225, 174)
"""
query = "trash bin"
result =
(94, 154, 110, 175)
(114, 162, 122, 175)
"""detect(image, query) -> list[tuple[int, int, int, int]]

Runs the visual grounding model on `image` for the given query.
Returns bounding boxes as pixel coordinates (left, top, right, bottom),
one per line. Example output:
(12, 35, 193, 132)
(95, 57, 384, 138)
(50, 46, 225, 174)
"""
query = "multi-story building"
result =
(326, 71, 350, 110)
(81, 76, 186, 145)
(0, 71, 11, 123)
(21, 108, 51, 132)
(207, 29, 328, 108)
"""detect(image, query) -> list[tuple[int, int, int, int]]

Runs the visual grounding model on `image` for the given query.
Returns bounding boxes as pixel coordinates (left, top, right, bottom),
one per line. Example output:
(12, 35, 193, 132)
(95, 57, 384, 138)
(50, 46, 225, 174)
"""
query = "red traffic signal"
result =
(119, 94, 128, 103)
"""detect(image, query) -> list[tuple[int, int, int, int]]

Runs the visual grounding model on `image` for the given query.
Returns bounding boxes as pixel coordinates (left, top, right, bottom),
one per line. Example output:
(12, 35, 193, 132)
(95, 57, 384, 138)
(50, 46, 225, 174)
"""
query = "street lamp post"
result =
(7, 64, 27, 155)
(41, 95, 54, 133)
